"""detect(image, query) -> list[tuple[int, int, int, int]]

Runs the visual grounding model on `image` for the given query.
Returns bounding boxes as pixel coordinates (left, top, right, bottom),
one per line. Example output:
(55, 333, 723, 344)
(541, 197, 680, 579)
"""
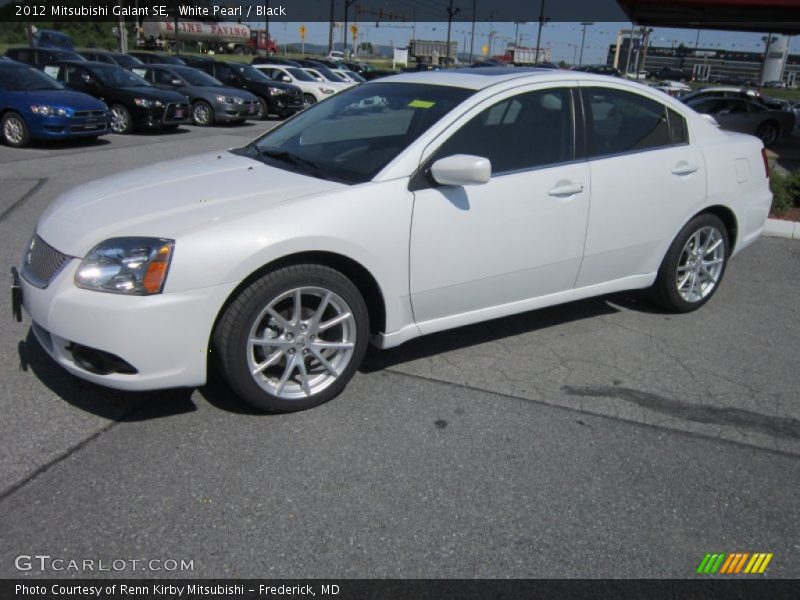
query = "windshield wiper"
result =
(259, 149, 326, 178)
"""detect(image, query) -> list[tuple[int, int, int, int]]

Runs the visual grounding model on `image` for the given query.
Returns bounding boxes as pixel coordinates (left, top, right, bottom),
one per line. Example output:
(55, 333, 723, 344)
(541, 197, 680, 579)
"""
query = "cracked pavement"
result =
(0, 125, 798, 578)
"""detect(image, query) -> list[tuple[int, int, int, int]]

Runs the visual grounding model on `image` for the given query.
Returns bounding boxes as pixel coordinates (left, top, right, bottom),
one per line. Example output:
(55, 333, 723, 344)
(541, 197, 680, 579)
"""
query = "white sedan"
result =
(251, 64, 339, 106)
(14, 69, 771, 412)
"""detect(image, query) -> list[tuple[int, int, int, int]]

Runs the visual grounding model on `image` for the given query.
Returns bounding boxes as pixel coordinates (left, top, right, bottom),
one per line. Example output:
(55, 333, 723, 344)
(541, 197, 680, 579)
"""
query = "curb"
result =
(763, 218, 800, 240)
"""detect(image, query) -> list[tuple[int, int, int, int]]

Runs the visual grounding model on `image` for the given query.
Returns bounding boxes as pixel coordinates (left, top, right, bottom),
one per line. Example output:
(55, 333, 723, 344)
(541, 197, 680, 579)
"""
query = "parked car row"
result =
(1, 48, 381, 147)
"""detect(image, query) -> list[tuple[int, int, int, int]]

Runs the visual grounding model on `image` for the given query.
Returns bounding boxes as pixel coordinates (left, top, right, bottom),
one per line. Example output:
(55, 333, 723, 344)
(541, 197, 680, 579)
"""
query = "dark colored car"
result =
(681, 87, 765, 106)
(574, 64, 621, 77)
(47, 61, 190, 134)
(133, 64, 260, 125)
(175, 55, 219, 69)
(0, 61, 109, 147)
(687, 96, 796, 146)
(652, 67, 692, 81)
(32, 30, 74, 51)
(252, 56, 301, 67)
(126, 52, 186, 66)
(294, 60, 350, 84)
(78, 50, 144, 70)
(192, 61, 303, 119)
(360, 69, 398, 81)
(5, 47, 86, 68)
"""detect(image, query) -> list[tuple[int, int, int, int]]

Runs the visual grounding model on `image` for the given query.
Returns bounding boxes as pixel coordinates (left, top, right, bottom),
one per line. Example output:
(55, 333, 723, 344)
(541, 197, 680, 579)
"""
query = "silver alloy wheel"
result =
(246, 286, 356, 400)
(193, 102, 212, 125)
(675, 226, 725, 303)
(3, 115, 25, 145)
(110, 106, 129, 133)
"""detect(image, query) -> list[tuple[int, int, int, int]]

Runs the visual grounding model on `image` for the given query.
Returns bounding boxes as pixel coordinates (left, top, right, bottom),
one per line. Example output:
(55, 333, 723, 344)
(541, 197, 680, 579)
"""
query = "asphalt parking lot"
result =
(1, 124, 799, 578)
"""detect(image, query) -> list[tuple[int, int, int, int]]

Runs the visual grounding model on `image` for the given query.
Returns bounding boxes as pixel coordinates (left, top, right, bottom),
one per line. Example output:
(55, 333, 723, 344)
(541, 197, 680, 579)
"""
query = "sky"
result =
(256, 21, 795, 64)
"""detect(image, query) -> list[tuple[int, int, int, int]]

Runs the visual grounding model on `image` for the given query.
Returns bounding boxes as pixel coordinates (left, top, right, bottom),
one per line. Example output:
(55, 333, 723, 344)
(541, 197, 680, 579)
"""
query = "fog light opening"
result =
(67, 344, 138, 375)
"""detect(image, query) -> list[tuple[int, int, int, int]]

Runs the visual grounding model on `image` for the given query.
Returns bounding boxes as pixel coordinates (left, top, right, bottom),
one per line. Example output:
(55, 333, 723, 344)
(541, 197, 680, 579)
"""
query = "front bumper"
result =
(18, 258, 237, 391)
(133, 102, 191, 129)
(29, 111, 111, 139)
(216, 99, 259, 122)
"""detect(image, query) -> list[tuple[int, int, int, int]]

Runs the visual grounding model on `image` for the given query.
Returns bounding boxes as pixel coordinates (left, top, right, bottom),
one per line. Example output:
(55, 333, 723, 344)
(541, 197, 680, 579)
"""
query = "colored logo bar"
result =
(696, 553, 773, 574)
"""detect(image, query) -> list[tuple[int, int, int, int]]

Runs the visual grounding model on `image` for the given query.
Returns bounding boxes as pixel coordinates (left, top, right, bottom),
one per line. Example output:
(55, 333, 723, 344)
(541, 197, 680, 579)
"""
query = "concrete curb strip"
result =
(763, 218, 800, 240)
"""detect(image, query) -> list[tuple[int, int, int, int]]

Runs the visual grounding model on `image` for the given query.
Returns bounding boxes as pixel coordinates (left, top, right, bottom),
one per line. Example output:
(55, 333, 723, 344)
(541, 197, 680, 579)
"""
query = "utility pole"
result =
(624, 25, 636, 75)
(328, 0, 335, 54)
(264, 1, 270, 55)
(578, 22, 592, 66)
(445, 0, 460, 68)
(534, 0, 546, 65)
(514, 21, 521, 48)
(173, 7, 179, 54)
(469, 0, 477, 63)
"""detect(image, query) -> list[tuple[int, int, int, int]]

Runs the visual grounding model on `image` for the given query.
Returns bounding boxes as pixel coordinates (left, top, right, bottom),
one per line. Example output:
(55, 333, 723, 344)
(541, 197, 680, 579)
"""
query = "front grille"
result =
(163, 103, 189, 123)
(74, 110, 107, 118)
(70, 123, 107, 133)
(21, 234, 70, 289)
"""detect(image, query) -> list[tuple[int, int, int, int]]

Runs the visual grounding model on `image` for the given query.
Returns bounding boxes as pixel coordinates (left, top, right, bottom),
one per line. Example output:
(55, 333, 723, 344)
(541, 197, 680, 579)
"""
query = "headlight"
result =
(133, 98, 162, 108)
(75, 238, 174, 295)
(267, 87, 282, 96)
(215, 95, 236, 104)
(320, 87, 336, 95)
(30, 105, 67, 116)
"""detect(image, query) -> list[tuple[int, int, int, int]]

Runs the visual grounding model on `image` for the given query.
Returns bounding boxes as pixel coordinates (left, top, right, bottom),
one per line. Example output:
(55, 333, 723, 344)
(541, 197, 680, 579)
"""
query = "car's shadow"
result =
(27, 137, 111, 150)
(17, 291, 665, 419)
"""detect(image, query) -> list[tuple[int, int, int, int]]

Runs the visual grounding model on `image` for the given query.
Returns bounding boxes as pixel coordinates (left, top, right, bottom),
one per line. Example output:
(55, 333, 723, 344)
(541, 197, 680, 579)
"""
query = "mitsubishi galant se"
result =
(12, 69, 771, 412)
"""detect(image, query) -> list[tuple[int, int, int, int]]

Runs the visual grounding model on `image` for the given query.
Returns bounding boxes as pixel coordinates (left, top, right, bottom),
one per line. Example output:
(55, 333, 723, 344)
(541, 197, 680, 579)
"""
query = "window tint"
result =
(433, 88, 574, 174)
(65, 65, 86, 87)
(668, 108, 688, 144)
(583, 87, 670, 157)
(154, 69, 175, 85)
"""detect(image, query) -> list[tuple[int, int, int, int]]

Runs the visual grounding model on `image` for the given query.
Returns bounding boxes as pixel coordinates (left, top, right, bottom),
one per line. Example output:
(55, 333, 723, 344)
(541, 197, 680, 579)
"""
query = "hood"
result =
(37, 151, 344, 256)
(22, 89, 106, 111)
(120, 86, 187, 103)
(194, 86, 256, 100)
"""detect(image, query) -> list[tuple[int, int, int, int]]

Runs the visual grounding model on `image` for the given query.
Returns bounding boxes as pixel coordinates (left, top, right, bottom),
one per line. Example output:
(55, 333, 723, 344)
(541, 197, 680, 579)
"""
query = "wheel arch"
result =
(210, 250, 387, 345)
(698, 204, 738, 252)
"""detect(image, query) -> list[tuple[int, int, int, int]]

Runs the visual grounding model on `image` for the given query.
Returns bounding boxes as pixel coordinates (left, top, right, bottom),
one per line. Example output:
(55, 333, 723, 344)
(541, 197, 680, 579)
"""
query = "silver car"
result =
(687, 96, 796, 146)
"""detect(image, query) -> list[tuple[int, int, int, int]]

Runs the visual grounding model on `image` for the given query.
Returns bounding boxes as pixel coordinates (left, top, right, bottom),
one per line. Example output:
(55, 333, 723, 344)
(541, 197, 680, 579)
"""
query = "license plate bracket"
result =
(11, 267, 22, 322)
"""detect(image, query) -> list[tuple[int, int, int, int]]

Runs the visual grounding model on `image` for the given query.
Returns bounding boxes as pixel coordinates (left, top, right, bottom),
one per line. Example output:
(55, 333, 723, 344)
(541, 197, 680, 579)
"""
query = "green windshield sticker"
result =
(408, 100, 436, 109)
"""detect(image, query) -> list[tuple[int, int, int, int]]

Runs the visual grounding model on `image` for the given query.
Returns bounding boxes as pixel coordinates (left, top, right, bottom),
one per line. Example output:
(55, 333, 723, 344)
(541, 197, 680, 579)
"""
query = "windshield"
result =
(0, 65, 64, 91)
(92, 64, 151, 87)
(314, 65, 346, 82)
(238, 82, 473, 185)
(231, 63, 271, 83)
(345, 71, 365, 83)
(287, 67, 316, 82)
(173, 66, 222, 87)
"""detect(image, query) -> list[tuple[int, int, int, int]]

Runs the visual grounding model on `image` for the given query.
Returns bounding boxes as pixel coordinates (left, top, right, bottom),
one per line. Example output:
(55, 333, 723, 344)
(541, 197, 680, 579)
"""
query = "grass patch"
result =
(770, 170, 800, 215)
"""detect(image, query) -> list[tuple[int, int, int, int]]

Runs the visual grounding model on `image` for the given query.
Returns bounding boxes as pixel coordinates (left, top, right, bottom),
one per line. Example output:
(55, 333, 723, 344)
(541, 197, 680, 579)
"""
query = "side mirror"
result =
(717, 109, 731, 116)
(171, 79, 183, 86)
(430, 154, 491, 186)
(281, 75, 291, 83)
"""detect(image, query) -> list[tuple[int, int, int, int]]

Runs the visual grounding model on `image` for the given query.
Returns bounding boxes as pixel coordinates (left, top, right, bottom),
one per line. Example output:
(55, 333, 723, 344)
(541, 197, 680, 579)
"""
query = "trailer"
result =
(503, 46, 552, 65)
(408, 39, 458, 65)
(141, 19, 276, 55)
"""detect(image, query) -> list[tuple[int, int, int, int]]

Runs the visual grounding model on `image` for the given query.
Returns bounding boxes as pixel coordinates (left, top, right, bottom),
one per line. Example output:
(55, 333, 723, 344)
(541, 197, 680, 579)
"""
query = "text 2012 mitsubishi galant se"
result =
(12, 69, 771, 412)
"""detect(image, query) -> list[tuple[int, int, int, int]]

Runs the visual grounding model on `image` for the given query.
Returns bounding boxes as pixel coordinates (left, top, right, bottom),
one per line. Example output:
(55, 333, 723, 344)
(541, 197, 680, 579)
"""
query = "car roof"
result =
(371, 68, 619, 90)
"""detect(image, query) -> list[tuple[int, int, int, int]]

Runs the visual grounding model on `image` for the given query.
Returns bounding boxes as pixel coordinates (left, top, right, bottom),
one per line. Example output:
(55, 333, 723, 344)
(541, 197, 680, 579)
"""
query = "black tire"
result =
(2, 112, 30, 148)
(110, 104, 133, 134)
(213, 264, 370, 412)
(255, 97, 269, 120)
(191, 100, 214, 126)
(303, 93, 317, 107)
(756, 120, 779, 147)
(650, 213, 729, 313)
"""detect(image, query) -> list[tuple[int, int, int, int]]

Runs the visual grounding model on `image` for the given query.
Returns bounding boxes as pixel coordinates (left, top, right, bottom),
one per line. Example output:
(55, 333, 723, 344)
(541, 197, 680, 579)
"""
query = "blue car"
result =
(0, 61, 110, 147)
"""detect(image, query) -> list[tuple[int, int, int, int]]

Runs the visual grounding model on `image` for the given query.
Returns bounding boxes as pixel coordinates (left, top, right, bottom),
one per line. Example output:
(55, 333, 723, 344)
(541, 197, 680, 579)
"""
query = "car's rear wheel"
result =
(192, 100, 214, 126)
(110, 104, 133, 134)
(214, 264, 369, 412)
(2, 112, 30, 148)
(756, 120, 779, 147)
(650, 213, 729, 312)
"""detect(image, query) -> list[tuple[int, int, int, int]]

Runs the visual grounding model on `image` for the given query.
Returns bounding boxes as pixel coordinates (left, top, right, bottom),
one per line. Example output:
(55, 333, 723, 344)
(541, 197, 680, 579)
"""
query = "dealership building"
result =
(608, 32, 798, 84)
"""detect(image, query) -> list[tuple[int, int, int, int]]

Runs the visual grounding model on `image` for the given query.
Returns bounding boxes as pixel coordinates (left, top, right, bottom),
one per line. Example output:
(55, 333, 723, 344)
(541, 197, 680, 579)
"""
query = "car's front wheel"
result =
(255, 98, 268, 120)
(110, 104, 133, 134)
(192, 100, 214, 126)
(756, 120, 779, 147)
(2, 112, 30, 147)
(214, 264, 370, 412)
(303, 93, 317, 107)
(650, 213, 729, 312)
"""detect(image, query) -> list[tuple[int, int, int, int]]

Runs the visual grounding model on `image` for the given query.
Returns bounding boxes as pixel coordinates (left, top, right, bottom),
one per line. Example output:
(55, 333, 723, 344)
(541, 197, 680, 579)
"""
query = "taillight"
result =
(761, 147, 770, 178)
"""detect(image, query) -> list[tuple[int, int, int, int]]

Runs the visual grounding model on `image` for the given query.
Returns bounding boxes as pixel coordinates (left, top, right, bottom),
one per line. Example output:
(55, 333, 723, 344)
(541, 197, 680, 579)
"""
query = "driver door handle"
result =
(548, 183, 584, 197)
(672, 162, 699, 176)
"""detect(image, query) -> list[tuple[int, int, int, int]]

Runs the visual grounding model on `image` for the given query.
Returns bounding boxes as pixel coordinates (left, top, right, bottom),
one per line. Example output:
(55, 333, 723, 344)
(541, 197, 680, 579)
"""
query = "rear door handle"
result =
(548, 183, 584, 197)
(672, 162, 699, 176)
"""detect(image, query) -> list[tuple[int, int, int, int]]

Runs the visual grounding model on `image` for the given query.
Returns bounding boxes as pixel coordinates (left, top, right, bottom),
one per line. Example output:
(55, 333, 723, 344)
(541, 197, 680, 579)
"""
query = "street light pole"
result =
(445, 0, 460, 68)
(534, 0, 546, 65)
(578, 22, 592, 66)
(469, 0, 477, 63)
